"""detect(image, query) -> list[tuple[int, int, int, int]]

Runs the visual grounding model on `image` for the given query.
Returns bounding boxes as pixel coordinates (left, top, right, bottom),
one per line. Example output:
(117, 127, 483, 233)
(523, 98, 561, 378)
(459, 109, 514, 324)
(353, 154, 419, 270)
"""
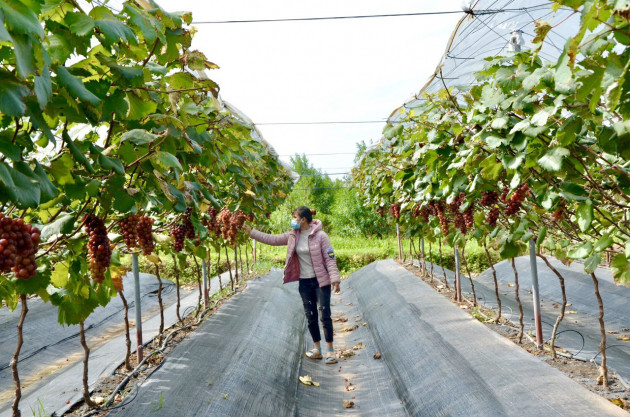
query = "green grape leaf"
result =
(126, 91, 157, 120)
(0, 0, 44, 38)
(62, 130, 94, 173)
(538, 147, 570, 172)
(584, 253, 601, 274)
(34, 64, 52, 109)
(154, 151, 183, 171)
(40, 212, 76, 242)
(0, 160, 40, 208)
(594, 234, 613, 252)
(56, 66, 101, 105)
(48, 154, 75, 185)
(611, 254, 630, 285)
(11, 33, 35, 78)
(0, 73, 29, 116)
(95, 18, 137, 47)
(568, 241, 592, 259)
(65, 12, 95, 36)
(97, 153, 125, 175)
(576, 199, 593, 232)
(121, 129, 157, 145)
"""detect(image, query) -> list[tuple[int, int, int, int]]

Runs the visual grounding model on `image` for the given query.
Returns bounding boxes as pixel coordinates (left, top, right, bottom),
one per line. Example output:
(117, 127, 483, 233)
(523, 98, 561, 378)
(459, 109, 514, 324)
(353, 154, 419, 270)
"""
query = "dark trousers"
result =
(298, 278, 333, 343)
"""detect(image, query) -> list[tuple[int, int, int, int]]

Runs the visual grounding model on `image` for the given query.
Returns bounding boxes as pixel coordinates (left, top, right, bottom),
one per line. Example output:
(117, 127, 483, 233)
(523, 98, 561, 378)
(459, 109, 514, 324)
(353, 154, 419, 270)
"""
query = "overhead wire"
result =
(255, 120, 387, 125)
(190, 5, 563, 25)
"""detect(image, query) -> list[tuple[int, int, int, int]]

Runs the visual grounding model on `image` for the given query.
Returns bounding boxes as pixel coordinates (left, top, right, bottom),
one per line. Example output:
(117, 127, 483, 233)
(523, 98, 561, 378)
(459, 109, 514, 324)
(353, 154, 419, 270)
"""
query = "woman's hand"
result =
(243, 224, 252, 234)
(332, 282, 340, 294)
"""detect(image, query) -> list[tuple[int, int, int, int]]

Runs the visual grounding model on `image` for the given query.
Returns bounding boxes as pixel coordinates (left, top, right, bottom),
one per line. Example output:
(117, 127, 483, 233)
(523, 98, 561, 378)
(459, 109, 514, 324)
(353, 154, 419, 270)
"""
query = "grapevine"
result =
(137, 216, 155, 255)
(171, 224, 187, 253)
(0, 215, 41, 279)
(389, 203, 401, 219)
(119, 215, 139, 250)
(84, 214, 112, 284)
(480, 191, 499, 207)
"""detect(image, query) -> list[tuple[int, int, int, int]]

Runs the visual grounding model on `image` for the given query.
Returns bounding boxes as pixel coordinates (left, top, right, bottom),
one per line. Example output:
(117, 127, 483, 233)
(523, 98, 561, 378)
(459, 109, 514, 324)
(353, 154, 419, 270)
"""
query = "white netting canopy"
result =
(387, 1, 580, 124)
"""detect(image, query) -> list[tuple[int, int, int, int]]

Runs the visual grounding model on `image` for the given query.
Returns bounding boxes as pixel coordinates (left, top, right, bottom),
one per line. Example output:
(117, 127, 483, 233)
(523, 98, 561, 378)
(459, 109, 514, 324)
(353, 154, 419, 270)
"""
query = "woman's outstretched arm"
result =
(244, 225, 290, 246)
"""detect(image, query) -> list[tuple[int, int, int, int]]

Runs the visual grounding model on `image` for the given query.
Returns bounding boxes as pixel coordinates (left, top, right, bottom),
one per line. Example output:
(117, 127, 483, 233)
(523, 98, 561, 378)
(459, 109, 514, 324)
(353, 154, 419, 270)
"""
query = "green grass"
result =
(121, 235, 503, 285)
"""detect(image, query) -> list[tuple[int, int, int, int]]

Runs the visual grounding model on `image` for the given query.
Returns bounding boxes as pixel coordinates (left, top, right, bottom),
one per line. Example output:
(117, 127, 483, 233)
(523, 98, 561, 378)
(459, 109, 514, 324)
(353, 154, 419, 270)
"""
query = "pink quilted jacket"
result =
(249, 220, 341, 287)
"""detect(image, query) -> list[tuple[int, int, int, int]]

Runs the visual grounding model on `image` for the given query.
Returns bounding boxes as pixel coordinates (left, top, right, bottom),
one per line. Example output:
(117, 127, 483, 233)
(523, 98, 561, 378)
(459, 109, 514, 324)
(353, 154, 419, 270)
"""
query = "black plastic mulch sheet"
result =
(109, 262, 625, 417)
(421, 255, 630, 384)
(0, 272, 200, 417)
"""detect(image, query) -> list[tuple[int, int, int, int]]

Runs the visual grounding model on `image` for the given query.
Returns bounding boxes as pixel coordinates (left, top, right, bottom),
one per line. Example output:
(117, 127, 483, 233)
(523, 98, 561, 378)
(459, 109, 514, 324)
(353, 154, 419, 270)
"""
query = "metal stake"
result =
(202, 259, 209, 308)
(529, 238, 544, 348)
(454, 244, 462, 302)
(396, 223, 402, 260)
(132, 253, 143, 363)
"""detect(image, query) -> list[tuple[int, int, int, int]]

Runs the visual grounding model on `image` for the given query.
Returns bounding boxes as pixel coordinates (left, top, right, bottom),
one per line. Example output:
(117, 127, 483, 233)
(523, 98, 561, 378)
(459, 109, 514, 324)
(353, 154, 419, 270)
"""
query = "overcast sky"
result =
(158, 0, 464, 177)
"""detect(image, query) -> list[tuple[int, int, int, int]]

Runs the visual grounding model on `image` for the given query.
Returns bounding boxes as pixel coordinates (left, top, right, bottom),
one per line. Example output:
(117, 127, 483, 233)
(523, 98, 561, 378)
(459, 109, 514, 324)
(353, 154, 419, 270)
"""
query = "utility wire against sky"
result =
(190, 6, 551, 24)
(255, 120, 387, 125)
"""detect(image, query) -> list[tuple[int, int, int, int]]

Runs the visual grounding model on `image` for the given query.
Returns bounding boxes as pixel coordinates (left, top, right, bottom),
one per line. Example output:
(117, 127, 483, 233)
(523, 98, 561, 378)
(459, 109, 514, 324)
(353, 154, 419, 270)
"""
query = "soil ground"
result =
(61, 264, 629, 416)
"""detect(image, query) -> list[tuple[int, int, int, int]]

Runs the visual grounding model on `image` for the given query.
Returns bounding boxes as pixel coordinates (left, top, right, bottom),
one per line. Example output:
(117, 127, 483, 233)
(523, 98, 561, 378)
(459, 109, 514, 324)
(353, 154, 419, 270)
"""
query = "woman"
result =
(244, 206, 341, 364)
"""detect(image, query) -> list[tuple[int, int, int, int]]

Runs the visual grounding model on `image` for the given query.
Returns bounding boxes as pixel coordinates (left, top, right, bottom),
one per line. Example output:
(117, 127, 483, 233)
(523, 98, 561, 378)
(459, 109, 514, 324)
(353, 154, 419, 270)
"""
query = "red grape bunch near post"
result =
(0, 214, 41, 279)
(119, 214, 139, 249)
(84, 214, 112, 283)
(389, 203, 401, 219)
(137, 216, 155, 255)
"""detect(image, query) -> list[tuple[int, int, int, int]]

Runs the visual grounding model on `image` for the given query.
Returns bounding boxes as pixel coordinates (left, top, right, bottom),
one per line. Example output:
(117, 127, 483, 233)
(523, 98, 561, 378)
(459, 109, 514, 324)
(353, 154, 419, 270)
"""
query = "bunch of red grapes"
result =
(480, 191, 499, 207)
(218, 208, 232, 240)
(448, 192, 466, 214)
(551, 204, 565, 222)
(137, 216, 154, 255)
(183, 207, 195, 239)
(84, 214, 111, 283)
(228, 209, 248, 246)
(171, 224, 187, 252)
(463, 203, 475, 229)
(453, 213, 467, 234)
(412, 205, 430, 223)
(486, 208, 500, 227)
(205, 207, 221, 238)
(0, 214, 41, 279)
(505, 183, 530, 216)
(119, 214, 139, 249)
(389, 203, 401, 219)
(432, 201, 451, 235)
(375, 207, 386, 218)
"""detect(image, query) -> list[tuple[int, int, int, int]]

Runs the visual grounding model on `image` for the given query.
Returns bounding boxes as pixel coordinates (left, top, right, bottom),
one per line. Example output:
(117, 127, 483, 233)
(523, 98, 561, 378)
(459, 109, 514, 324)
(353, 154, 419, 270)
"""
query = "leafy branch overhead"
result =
(353, 0, 630, 285)
(0, 0, 293, 324)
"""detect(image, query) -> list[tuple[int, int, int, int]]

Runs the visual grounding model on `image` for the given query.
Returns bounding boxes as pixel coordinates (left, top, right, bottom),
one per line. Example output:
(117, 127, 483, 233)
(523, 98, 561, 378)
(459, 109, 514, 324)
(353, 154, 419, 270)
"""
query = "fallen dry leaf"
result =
(355, 317, 362, 322)
(299, 375, 320, 387)
(347, 385, 356, 391)
(334, 317, 349, 323)
(508, 283, 515, 287)
(617, 335, 630, 342)
(609, 398, 626, 407)
(623, 328, 629, 332)
(607, 330, 619, 335)
(340, 349, 355, 358)
(346, 302, 353, 306)
(373, 352, 382, 359)
(362, 323, 367, 327)
(565, 310, 578, 315)
(342, 400, 355, 409)
(342, 325, 359, 332)
(353, 342, 365, 350)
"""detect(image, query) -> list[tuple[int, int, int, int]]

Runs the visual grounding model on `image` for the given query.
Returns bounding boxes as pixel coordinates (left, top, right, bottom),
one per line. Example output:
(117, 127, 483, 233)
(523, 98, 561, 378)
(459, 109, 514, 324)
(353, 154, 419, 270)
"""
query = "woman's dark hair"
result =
(293, 206, 316, 223)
